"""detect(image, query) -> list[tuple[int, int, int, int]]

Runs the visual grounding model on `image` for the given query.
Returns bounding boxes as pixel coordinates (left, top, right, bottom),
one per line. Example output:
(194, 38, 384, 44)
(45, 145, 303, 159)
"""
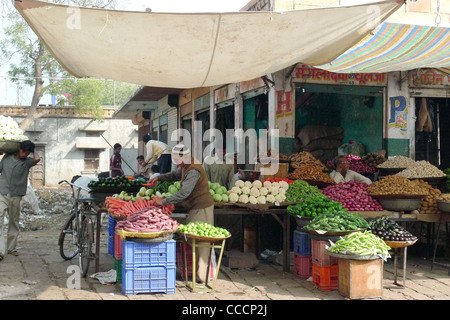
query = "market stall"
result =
(91, 150, 450, 298)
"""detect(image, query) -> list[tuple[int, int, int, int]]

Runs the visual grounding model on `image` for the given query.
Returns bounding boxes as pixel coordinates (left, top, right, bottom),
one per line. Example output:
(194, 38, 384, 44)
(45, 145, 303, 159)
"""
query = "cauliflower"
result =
(241, 186, 251, 195)
(271, 182, 280, 189)
(279, 181, 289, 190)
(244, 181, 253, 189)
(257, 196, 266, 204)
(263, 181, 272, 189)
(275, 194, 286, 203)
(252, 180, 262, 189)
(231, 186, 242, 195)
(248, 195, 258, 204)
(278, 187, 286, 195)
(266, 194, 276, 203)
(238, 194, 249, 204)
(229, 192, 239, 203)
(269, 186, 279, 195)
(259, 187, 269, 196)
(250, 187, 260, 197)
(235, 180, 245, 188)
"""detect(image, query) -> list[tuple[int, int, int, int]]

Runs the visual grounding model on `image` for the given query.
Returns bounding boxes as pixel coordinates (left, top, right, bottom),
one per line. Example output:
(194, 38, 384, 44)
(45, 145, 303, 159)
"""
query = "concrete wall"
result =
(9, 112, 138, 187)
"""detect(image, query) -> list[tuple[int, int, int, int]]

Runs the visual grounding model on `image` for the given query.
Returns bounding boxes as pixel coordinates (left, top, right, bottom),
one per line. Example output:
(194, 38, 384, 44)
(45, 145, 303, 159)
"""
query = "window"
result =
(84, 149, 100, 170)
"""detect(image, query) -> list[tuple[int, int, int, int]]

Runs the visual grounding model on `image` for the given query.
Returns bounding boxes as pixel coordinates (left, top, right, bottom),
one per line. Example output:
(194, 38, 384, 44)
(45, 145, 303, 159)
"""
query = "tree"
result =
(0, 0, 137, 131)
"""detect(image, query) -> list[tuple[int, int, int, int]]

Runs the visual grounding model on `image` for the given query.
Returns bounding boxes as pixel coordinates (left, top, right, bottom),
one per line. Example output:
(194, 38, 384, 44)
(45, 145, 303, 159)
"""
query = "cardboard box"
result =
(338, 258, 383, 299)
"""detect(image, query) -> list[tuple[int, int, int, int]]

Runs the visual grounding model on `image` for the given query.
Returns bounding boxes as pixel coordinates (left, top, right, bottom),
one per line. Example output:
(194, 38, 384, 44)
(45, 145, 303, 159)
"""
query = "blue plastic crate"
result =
(108, 216, 117, 256)
(122, 240, 176, 269)
(122, 265, 175, 295)
(293, 230, 311, 256)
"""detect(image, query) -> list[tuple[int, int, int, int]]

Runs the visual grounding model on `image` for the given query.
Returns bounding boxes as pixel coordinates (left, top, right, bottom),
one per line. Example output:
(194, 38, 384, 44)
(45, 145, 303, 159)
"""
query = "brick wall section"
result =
(0, 106, 117, 119)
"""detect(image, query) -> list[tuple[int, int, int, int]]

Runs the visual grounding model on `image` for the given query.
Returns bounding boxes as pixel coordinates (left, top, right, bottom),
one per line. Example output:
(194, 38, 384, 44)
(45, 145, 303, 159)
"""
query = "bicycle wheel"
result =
(79, 215, 94, 277)
(58, 212, 79, 260)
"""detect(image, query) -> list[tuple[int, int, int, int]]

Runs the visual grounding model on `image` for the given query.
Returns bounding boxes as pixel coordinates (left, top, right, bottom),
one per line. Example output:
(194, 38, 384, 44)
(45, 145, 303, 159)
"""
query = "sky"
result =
(0, 0, 250, 106)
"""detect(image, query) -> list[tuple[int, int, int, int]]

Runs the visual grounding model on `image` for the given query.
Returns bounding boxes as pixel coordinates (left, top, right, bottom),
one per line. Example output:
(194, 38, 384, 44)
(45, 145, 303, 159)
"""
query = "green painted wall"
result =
(295, 84, 383, 154)
(383, 138, 410, 157)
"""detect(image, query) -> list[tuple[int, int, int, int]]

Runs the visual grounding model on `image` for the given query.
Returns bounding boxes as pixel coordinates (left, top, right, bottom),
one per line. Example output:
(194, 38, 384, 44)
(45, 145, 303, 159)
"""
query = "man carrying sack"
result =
(150, 144, 214, 282)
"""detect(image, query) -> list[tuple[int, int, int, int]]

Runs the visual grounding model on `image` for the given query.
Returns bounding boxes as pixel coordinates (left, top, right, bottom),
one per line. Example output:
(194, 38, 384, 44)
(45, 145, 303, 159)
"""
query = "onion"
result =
(322, 181, 383, 211)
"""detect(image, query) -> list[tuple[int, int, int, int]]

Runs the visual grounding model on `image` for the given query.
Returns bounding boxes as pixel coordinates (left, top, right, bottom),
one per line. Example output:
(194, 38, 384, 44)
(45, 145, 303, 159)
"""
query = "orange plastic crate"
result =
(312, 263, 338, 291)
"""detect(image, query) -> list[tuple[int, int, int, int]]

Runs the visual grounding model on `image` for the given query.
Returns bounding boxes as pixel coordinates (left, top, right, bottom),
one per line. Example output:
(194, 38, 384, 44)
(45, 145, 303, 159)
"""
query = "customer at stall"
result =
(110, 143, 124, 177)
(149, 164, 160, 179)
(0, 140, 40, 260)
(149, 144, 214, 282)
(143, 134, 172, 174)
(330, 155, 372, 184)
(135, 155, 151, 179)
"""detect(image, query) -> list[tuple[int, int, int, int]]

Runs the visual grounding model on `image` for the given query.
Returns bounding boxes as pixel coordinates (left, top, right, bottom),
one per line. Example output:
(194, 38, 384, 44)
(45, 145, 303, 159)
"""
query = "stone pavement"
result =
(0, 228, 449, 301)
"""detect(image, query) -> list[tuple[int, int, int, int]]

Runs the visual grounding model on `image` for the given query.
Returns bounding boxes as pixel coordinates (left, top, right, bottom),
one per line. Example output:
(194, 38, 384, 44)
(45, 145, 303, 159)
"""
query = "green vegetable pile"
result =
(328, 230, 391, 256)
(304, 211, 369, 232)
(152, 181, 173, 194)
(285, 180, 327, 202)
(287, 197, 347, 217)
(88, 176, 145, 190)
(208, 182, 229, 202)
(178, 221, 231, 238)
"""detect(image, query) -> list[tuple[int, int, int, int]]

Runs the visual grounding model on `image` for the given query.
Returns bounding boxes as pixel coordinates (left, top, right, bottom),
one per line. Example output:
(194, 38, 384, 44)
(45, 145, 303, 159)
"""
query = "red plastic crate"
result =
(311, 239, 338, 267)
(293, 253, 312, 279)
(312, 263, 338, 291)
(114, 232, 122, 260)
(177, 243, 214, 280)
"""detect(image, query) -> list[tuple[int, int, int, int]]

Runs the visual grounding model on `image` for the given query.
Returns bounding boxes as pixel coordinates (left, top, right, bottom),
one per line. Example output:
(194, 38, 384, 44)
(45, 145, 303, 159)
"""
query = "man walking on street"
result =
(0, 140, 40, 260)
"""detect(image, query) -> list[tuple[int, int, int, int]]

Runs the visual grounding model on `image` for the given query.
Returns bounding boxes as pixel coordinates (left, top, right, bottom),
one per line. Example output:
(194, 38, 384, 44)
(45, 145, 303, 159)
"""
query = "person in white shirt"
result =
(143, 134, 172, 174)
(330, 155, 372, 184)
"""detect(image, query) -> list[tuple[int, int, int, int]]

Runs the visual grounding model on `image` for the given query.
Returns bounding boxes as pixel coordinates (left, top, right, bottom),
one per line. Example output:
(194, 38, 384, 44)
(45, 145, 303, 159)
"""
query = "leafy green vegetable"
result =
(285, 180, 326, 202)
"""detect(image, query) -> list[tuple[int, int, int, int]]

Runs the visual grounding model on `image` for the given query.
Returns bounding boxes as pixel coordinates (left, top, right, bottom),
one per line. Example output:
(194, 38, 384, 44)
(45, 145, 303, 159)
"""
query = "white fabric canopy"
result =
(15, 0, 402, 88)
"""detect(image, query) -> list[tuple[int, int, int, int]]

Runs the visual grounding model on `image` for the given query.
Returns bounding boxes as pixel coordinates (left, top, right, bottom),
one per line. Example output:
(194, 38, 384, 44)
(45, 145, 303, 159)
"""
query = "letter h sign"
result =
(276, 90, 292, 117)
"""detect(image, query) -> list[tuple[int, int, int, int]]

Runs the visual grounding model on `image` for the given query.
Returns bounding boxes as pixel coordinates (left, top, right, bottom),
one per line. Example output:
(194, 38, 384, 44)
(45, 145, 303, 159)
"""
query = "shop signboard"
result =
(408, 69, 450, 88)
(292, 64, 387, 86)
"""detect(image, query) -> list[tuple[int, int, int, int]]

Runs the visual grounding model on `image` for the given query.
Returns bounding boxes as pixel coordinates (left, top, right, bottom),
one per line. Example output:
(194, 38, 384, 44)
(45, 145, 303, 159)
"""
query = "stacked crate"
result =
(311, 239, 339, 291)
(292, 230, 312, 279)
(108, 215, 116, 256)
(121, 239, 176, 295)
(114, 232, 123, 281)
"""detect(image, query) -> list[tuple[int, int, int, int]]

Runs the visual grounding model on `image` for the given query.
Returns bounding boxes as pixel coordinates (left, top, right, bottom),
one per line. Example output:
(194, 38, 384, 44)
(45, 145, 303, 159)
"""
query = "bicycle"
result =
(58, 179, 97, 277)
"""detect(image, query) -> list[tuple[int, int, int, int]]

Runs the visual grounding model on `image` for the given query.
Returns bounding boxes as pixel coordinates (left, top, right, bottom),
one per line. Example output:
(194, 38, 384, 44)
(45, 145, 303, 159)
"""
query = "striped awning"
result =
(316, 22, 450, 73)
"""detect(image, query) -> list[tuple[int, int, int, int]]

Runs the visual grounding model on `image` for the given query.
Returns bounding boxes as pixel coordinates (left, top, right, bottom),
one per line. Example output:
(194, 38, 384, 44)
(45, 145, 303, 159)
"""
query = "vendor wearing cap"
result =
(150, 144, 214, 282)
(330, 155, 372, 184)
